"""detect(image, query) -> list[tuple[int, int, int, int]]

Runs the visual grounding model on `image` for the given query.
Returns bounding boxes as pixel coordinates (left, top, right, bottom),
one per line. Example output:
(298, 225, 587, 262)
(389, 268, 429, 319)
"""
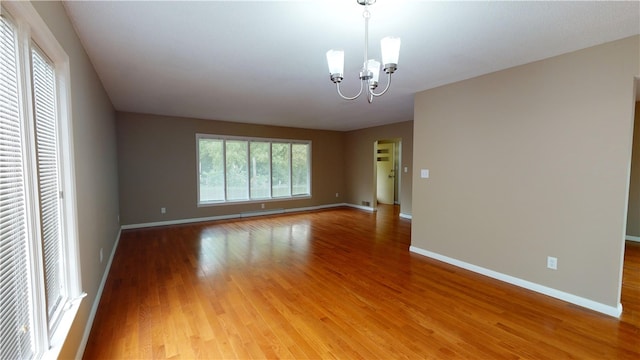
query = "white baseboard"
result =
(75, 228, 122, 359)
(343, 203, 375, 212)
(121, 213, 239, 230)
(399, 213, 412, 220)
(122, 203, 359, 230)
(409, 245, 622, 318)
(625, 235, 640, 243)
(284, 203, 349, 213)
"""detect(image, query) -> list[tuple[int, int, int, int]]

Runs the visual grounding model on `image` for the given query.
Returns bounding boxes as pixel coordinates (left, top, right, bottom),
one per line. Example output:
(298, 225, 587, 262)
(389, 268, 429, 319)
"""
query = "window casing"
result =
(197, 134, 311, 205)
(1, 4, 83, 359)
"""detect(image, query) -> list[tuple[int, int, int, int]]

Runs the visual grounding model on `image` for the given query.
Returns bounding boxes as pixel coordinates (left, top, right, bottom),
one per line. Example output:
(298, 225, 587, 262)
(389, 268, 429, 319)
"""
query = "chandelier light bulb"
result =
(367, 59, 381, 83)
(326, 49, 345, 83)
(380, 36, 401, 72)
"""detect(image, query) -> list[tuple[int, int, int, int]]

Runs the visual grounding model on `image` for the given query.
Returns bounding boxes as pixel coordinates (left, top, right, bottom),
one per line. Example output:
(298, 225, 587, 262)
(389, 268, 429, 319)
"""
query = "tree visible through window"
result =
(250, 141, 270, 199)
(292, 143, 310, 195)
(225, 140, 249, 200)
(197, 135, 311, 204)
(271, 143, 291, 197)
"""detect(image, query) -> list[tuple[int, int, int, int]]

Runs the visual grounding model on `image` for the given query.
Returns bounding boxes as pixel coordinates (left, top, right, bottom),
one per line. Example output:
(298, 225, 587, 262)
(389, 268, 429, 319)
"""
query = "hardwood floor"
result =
(83, 206, 639, 359)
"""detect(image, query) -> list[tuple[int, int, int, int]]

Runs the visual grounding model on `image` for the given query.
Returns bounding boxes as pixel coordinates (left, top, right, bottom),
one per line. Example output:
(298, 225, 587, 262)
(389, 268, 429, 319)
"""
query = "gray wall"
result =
(31, 2, 120, 359)
(344, 121, 414, 216)
(412, 36, 639, 309)
(116, 112, 346, 225)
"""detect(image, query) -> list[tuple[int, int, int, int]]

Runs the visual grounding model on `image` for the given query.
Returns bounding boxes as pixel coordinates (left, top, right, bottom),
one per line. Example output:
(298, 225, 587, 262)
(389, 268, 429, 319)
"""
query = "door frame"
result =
(373, 138, 402, 211)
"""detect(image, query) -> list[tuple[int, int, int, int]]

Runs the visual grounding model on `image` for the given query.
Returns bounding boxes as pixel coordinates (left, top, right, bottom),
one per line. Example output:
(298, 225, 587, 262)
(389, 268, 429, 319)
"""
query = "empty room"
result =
(1, 1, 639, 359)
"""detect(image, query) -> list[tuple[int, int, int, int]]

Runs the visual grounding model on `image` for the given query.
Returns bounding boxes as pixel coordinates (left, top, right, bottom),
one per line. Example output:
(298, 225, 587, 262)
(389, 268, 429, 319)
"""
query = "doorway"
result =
(374, 139, 401, 208)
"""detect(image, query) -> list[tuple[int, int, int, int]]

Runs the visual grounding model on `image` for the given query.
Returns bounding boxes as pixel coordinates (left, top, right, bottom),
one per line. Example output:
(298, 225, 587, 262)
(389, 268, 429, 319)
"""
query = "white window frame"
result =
(1, 3, 83, 359)
(196, 133, 312, 206)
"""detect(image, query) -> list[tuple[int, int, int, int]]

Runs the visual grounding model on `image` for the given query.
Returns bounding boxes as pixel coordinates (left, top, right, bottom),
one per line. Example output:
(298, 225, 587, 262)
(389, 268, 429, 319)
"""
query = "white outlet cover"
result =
(547, 256, 558, 270)
(420, 169, 429, 178)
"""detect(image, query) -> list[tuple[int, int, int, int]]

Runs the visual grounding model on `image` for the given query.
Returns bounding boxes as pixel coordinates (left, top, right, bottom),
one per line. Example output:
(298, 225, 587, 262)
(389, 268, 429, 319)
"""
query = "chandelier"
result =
(326, 0, 401, 103)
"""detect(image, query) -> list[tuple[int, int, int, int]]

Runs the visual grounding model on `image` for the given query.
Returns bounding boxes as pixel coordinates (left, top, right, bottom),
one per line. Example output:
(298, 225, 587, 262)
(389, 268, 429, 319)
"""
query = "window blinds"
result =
(31, 45, 63, 327)
(0, 14, 35, 359)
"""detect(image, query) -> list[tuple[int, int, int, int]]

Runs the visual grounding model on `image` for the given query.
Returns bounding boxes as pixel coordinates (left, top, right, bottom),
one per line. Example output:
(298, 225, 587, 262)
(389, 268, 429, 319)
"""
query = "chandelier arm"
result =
(336, 80, 365, 101)
(370, 72, 392, 97)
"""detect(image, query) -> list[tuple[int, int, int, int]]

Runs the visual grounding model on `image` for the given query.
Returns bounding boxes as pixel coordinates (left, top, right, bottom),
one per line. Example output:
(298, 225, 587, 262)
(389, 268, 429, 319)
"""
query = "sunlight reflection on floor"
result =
(195, 220, 311, 278)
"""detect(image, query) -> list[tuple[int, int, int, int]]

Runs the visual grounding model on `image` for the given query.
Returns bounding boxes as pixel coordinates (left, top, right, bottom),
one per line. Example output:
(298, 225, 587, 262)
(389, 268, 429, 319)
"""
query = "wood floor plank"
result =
(82, 205, 640, 359)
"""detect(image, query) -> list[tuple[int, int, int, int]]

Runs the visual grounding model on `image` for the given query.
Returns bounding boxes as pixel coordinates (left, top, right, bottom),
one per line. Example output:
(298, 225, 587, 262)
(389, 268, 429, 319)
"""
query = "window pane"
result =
(225, 140, 248, 200)
(271, 143, 290, 197)
(0, 14, 35, 359)
(199, 139, 224, 202)
(250, 141, 270, 199)
(292, 143, 310, 195)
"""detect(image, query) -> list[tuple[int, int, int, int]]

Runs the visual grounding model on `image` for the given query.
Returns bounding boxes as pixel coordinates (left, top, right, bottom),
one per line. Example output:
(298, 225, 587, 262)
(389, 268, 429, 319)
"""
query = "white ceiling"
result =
(62, 1, 640, 131)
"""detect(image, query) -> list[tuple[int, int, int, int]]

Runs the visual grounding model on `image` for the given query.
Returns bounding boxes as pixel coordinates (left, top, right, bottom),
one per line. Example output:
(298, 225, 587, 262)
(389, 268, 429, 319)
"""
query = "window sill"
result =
(198, 195, 312, 208)
(42, 293, 86, 360)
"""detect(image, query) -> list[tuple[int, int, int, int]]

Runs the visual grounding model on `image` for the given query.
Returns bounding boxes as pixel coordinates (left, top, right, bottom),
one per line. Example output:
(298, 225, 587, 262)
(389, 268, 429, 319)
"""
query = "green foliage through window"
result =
(198, 135, 311, 204)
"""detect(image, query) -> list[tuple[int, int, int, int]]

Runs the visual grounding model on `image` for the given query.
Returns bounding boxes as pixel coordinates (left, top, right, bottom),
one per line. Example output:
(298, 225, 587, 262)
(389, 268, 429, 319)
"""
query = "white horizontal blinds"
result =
(30, 44, 64, 325)
(0, 14, 35, 359)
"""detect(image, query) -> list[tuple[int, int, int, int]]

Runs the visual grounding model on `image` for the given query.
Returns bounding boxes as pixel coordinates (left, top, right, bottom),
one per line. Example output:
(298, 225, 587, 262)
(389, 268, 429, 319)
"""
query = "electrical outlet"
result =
(261, 203, 265, 209)
(100, 248, 103, 263)
(335, 192, 339, 197)
(161, 207, 166, 214)
(547, 256, 557, 270)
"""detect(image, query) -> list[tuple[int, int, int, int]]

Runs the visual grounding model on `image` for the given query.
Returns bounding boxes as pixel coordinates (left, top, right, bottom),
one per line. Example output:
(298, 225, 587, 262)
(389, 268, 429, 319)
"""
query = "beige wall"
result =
(413, 36, 639, 308)
(117, 112, 346, 225)
(344, 121, 413, 216)
(31, 1, 120, 359)
(627, 102, 640, 237)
